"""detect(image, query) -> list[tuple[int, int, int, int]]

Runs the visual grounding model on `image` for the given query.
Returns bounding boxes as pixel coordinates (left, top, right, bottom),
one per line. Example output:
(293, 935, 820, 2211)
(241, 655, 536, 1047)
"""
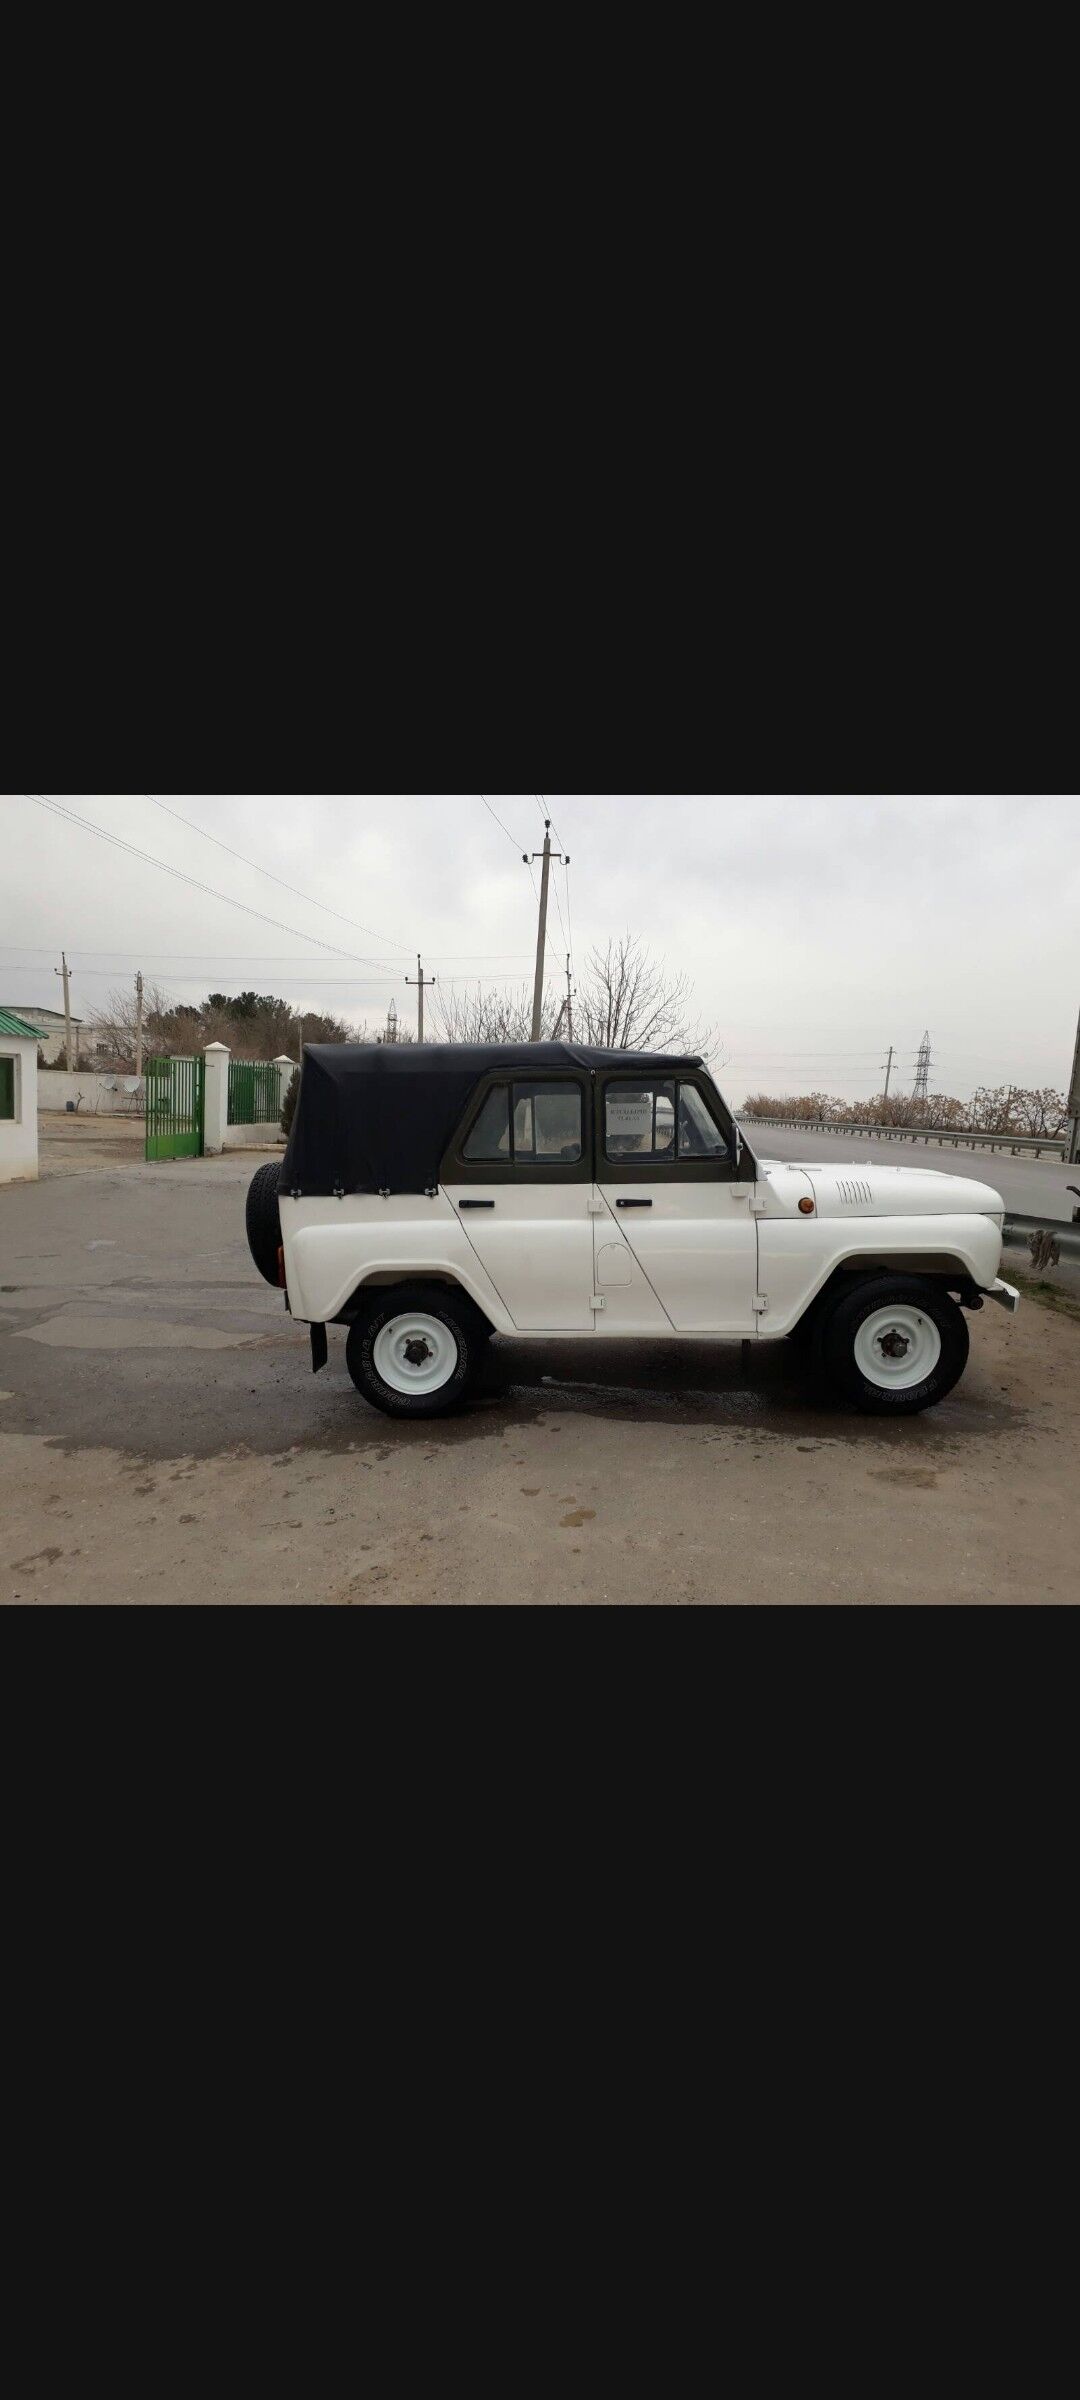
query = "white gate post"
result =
(273, 1056, 295, 1125)
(203, 1043, 230, 1156)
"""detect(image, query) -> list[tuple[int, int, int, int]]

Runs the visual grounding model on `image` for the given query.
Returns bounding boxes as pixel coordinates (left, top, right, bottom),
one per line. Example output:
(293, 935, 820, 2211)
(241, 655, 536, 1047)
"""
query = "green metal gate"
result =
(228, 1059, 282, 1125)
(146, 1056, 205, 1161)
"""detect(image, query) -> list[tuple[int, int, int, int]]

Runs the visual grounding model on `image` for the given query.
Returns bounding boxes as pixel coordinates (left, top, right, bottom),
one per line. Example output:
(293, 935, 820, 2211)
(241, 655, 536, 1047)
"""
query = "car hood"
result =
(779, 1161, 1005, 1218)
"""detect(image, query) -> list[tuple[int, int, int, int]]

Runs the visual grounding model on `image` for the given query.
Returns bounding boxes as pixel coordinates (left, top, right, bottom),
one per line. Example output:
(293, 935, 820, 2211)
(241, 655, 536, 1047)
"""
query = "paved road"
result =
(746, 1124, 1079, 1219)
(2, 1152, 1077, 1604)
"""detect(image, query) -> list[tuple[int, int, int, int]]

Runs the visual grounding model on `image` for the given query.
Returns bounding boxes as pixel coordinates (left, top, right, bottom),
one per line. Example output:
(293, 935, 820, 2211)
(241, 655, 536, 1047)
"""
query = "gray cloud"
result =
(2, 794, 1077, 1103)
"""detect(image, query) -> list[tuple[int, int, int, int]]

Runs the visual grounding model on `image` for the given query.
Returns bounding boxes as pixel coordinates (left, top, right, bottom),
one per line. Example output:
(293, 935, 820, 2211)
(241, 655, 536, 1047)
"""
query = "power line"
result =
(142, 796, 411, 952)
(480, 794, 540, 906)
(0, 944, 535, 965)
(480, 794, 526, 850)
(23, 797, 409, 971)
(537, 793, 568, 852)
(45, 968, 541, 988)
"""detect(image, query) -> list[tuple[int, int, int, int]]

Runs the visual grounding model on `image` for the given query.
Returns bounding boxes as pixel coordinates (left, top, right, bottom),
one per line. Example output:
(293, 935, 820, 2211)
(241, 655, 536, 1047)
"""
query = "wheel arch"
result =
(788, 1252, 986, 1336)
(330, 1267, 498, 1335)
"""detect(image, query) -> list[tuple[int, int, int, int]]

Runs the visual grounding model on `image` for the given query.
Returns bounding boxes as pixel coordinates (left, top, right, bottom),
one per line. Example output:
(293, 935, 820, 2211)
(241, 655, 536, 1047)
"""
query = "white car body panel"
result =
(757, 1212, 1005, 1335)
(281, 1192, 517, 1334)
(592, 1181, 758, 1333)
(442, 1180, 596, 1330)
(792, 1162, 1004, 1219)
(280, 1150, 1008, 1343)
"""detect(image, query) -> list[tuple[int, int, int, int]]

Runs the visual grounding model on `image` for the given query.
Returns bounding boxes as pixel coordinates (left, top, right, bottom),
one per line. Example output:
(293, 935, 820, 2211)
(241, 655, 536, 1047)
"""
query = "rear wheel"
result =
(819, 1275, 970, 1415)
(346, 1284, 483, 1418)
(246, 1163, 283, 1286)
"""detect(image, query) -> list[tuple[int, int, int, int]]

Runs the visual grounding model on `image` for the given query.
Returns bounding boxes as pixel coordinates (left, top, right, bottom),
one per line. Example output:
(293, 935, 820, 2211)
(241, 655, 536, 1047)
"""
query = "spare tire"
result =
(246, 1162, 283, 1286)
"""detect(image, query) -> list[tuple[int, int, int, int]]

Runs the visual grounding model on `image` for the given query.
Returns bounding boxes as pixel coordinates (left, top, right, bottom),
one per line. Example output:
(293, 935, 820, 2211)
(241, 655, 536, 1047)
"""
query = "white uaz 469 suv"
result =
(246, 1043, 1017, 1420)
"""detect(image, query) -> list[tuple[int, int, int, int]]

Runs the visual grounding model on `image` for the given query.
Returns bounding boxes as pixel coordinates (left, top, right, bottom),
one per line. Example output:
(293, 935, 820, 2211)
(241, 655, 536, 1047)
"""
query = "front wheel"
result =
(346, 1285, 483, 1418)
(819, 1276, 970, 1415)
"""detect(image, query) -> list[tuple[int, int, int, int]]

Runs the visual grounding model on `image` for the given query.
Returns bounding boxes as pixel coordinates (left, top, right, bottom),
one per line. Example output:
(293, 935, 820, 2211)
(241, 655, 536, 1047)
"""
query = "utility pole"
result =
(565, 953, 574, 1043)
(406, 955, 435, 1043)
(1068, 1000, 1080, 1164)
(56, 951, 73, 1071)
(135, 972, 145, 1080)
(524, 821, 569, 1042)
(881, 1044, 894, 1102)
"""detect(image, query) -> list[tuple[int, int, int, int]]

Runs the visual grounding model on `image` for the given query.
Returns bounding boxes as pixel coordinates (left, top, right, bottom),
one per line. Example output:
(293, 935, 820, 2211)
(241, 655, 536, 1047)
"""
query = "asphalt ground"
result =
(1, 1140, 1077, 1604)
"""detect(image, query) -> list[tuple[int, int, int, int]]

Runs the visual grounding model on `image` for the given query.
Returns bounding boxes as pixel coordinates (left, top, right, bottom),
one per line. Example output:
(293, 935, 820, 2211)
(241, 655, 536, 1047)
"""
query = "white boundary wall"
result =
(38, 1071, 145, 1115)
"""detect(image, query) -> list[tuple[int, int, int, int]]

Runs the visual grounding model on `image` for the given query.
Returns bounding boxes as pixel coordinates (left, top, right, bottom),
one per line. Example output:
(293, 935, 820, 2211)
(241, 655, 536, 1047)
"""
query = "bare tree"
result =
(1011, 1087, 1067, 1137)
(434, 935, 720, 1060)
(87, 982, 177, 1069)
(434, 984, 556, 1044)
(574, 935, 719, 1058)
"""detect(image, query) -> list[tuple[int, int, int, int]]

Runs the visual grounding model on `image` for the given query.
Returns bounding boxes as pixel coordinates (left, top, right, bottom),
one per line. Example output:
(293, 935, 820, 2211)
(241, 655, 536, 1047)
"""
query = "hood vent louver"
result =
(836, 1178, 874, 1207)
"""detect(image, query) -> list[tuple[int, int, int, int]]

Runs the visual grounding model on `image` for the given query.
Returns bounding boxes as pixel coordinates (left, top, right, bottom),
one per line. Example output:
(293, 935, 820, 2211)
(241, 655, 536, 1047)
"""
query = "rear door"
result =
(441, 1072, 595, 1330)
(596, 1073, 758, 1333)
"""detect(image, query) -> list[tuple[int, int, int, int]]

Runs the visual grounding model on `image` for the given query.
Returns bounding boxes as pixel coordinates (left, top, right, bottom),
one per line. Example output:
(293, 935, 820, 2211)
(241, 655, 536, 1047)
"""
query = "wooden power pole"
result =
(406, 956, 435, 1043)
(524, 822, 569, 1042)
(135, 972, 145, 1079)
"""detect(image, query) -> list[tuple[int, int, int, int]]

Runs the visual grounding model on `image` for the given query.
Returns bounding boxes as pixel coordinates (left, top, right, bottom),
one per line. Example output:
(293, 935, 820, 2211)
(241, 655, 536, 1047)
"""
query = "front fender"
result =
(758, 1213, 1004, 1335)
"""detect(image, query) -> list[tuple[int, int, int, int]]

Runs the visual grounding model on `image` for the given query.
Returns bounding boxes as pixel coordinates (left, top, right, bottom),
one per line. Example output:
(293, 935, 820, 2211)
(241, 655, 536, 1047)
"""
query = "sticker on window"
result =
(607, 1094, 654, 1140)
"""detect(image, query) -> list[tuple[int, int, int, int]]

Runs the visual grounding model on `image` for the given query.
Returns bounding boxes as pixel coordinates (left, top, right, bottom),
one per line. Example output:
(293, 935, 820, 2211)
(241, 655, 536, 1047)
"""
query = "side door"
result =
(441, 1072, 596, 1330)
(595, 1072, 759, 1333)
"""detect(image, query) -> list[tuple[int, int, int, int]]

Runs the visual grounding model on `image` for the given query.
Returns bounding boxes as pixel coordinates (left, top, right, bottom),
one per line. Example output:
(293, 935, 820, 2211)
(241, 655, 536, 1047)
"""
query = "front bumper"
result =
(985, 1278, 1020, 1314)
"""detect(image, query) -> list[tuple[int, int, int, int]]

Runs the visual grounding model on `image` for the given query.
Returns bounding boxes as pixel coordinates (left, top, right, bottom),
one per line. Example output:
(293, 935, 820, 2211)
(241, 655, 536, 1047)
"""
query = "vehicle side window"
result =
(605, 1082, 676, 1160)
(463, 1085, 511, 1160)
(604, 1079, 732, 1165)
(513, 1083, 582, 1162)
(678, 1084, 730, 1160)
(462, 1081, 582, 1165)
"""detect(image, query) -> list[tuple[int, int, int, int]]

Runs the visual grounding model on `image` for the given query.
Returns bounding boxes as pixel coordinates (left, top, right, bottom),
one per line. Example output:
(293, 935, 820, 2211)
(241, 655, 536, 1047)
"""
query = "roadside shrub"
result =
(280, 1069, 299, 1140)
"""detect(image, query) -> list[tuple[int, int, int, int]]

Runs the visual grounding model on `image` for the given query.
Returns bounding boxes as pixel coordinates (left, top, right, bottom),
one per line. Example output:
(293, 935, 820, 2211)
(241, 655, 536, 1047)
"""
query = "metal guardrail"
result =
(740, 1116, 1068, 1159)
(1002, 1214, 1080, 1258)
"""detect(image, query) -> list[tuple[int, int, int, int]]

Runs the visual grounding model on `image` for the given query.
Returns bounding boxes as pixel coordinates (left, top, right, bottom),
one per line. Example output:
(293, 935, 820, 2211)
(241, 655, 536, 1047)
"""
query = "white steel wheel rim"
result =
(373, 1312, 458, 1396)
(854, 1304, 941, 1391)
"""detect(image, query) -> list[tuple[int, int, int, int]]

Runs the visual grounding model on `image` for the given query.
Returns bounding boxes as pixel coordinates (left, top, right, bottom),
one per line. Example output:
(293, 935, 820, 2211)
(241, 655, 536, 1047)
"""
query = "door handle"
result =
(616, 1197, 652, 1207)
(459, 1199, 495, 1209)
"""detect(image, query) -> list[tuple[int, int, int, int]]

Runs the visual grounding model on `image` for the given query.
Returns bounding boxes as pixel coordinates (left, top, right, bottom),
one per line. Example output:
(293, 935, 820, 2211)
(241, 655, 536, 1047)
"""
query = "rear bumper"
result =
(986, 1278, 1020, 1314)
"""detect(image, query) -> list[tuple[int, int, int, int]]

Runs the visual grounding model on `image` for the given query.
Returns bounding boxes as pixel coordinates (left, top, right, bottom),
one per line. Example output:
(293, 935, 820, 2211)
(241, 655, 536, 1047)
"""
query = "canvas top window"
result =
(462, 1080, 583, 1164)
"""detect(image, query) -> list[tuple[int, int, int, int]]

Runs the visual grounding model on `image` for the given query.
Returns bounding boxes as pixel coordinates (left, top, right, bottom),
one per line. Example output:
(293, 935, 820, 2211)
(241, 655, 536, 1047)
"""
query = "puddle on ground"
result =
(0, 1327, 1029, 1463)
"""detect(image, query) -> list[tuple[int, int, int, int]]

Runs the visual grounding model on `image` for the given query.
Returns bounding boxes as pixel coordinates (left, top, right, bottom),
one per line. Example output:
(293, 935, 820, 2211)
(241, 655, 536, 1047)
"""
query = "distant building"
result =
(0, 1003, 85, 1066)
(0, 1010, 40, 1183)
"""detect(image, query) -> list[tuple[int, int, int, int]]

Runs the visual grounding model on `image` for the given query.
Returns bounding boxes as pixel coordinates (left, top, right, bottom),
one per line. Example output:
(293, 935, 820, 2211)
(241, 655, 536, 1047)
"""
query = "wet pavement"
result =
(1, 1151, 1077, 1603)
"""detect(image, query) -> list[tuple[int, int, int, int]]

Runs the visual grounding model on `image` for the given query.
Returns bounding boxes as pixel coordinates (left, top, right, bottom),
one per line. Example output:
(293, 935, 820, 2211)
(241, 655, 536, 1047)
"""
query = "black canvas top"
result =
(281, 1041, 705, 1196)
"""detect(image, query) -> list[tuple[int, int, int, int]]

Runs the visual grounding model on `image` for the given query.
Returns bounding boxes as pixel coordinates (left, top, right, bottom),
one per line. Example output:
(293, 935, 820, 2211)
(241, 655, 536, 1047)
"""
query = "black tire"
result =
(819, 1274, 970, 1416)
(346, 1283, 483, 1419)
(246, 1162, 283, 1287)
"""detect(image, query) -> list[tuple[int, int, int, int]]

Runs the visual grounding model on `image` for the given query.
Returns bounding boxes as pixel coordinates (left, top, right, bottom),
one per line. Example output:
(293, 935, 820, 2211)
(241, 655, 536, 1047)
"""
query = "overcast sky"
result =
(2, 794, 1077, 1102)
